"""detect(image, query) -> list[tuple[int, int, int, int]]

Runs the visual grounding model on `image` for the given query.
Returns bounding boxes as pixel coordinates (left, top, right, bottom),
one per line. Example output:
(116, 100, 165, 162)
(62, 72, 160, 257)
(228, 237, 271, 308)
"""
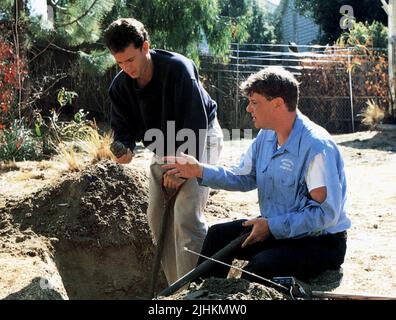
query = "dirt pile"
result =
(7, 161, 149, 245)
(161, 278, 288, 300)
(1, 161, 166, 299)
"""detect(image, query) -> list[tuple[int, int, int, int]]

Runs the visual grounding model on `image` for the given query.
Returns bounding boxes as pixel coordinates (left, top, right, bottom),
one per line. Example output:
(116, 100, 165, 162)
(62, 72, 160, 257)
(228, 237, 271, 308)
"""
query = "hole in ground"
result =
(54, 241, 167, 300)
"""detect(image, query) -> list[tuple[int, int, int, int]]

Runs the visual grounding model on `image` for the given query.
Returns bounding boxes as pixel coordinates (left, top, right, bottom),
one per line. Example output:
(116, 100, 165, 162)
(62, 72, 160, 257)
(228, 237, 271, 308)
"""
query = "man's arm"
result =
(109, 86, 139, 156)
(162, 137, 258, 192)
(267, 151, 345, 239)
(309, 186, 327, 203)
(173, 74, 208, 161)
(306, 153, 327, 203)
(240, 186, 327, 247)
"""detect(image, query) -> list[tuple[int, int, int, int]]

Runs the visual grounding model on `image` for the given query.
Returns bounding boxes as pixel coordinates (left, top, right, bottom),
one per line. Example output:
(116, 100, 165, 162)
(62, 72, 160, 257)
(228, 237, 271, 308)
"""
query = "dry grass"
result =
(361, 99, 385, 129)
(11, 171, 45, 182)
(54, 142, 83, 172)
(51, 126, 115, 172)
(76, 128, 115, 164)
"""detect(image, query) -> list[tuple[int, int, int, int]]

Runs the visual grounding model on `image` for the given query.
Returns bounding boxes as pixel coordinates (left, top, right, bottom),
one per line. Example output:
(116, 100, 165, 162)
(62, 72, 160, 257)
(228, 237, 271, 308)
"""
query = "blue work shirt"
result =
(200, 111, 351, 239)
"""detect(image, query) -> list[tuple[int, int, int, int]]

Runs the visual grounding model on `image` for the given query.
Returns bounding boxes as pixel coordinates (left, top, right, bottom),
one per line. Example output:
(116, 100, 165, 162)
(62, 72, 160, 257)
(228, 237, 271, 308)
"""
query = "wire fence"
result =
(200, 43, 388, 133)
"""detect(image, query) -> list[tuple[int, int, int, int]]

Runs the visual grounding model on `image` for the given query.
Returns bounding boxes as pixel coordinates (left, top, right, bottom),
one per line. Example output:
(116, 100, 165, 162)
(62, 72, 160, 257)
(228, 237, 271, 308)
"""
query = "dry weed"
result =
(76, 128, 115, 164)
(361, 99, 385, 129)
(54, 142, 83, 172)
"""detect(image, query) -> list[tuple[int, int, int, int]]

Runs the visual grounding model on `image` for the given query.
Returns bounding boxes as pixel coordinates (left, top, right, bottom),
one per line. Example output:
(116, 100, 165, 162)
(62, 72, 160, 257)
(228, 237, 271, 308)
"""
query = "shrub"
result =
(0, 119, 41, 161)
(0, 34, 27, 129)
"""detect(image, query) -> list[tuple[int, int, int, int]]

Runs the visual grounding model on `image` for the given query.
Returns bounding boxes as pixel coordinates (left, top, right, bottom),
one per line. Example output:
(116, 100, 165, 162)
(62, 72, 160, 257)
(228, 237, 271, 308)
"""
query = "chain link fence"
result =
(200, 43, 388, 133)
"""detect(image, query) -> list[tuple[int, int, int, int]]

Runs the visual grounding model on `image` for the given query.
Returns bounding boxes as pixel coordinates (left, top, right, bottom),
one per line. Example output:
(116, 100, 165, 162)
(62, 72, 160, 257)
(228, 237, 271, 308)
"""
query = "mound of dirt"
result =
(1, 161, 166, 299)
(161, 278, 288, 300)
(7, 161, 150, 246)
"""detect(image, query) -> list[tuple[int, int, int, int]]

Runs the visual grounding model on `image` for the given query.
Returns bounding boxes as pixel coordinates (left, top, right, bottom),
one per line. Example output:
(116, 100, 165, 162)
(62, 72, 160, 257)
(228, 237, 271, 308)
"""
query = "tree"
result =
(0, 0, 117, 128)
(218, 0, 251, 43)
(246, 0, 277, 44)
(294, 0, 387, 44)
(1, 1, 250, 122)
(1, 0, 279, 129)
(218, 0, 278, 44)
(338, 20, 388, 49)
(53, 0, 116, 46)
(105, 0, 239, 64)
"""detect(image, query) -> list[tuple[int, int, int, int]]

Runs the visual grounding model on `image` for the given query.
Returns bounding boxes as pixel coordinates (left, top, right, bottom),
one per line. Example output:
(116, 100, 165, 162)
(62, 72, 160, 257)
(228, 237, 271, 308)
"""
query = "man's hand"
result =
(110, 141, 133, 164)
(114, 148, 134, 164)
(110, 141, 128, 158)
(241, 218, 271, 248)
(161, 153, 203, 179)
(162, 171, 186, 189)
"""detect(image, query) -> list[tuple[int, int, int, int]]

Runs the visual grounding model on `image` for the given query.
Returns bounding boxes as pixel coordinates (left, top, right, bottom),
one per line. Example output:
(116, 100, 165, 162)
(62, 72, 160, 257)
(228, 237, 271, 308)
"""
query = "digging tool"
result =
(156, 228, 292, 298)
(148, 179, 180, 299)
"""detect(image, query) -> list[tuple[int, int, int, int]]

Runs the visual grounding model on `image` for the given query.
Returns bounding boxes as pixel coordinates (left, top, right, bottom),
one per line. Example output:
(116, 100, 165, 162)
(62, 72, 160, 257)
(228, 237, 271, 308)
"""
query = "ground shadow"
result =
(307, 268, 344, 292)
(338, 130, 396, 153)
(3, 277, 65, 300)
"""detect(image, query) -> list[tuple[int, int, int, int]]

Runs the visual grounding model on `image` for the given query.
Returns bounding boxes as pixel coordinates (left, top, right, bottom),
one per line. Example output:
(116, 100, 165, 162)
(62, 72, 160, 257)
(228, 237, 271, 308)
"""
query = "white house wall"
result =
(281, 0, 321, 46)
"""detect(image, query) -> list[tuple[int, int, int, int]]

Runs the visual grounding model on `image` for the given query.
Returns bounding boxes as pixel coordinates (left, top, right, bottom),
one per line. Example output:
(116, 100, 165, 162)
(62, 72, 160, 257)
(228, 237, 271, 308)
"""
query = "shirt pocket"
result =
(274, 173, 297, 207)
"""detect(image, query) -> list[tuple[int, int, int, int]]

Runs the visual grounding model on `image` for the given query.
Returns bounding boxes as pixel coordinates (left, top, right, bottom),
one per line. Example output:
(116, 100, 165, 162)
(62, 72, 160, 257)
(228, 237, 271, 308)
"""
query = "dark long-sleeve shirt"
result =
(108, 49, 217, 160)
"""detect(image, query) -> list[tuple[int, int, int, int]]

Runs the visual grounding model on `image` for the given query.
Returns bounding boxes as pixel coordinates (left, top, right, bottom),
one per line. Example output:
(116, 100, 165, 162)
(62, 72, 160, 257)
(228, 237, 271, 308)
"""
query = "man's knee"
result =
(207, 223, 226, 238)
(241, 260, 276, 283)
(241, 249, 287, 281)
(203, 221, 244, 249)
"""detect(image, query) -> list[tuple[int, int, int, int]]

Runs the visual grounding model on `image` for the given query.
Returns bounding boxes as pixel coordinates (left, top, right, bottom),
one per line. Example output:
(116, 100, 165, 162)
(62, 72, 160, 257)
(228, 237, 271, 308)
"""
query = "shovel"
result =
(148, 178, 180, 299)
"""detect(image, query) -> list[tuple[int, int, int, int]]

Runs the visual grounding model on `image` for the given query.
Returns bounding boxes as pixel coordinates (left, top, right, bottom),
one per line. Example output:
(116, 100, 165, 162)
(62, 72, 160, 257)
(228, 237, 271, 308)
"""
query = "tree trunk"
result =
(13, 0, 30, 121)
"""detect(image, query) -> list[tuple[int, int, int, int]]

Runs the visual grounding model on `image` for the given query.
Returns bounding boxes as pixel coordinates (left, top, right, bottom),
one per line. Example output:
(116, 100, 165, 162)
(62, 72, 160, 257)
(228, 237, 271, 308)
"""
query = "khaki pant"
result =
(147, 119, 223, 284)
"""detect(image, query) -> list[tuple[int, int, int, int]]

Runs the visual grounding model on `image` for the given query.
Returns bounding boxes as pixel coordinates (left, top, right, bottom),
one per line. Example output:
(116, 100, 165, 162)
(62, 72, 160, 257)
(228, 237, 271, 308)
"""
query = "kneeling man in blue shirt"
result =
(162, 66, 351, 282)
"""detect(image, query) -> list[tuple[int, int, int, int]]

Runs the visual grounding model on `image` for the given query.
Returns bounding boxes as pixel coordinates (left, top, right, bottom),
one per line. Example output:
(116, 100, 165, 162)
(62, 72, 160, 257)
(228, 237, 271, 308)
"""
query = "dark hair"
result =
(240, 66, 300, 111)
(103, 18, 149, 53)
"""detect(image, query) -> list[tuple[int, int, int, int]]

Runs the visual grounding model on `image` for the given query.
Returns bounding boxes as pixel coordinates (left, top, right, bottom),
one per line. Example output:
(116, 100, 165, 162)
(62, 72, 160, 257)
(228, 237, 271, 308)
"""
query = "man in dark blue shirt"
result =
(103, 18, 223, 285)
